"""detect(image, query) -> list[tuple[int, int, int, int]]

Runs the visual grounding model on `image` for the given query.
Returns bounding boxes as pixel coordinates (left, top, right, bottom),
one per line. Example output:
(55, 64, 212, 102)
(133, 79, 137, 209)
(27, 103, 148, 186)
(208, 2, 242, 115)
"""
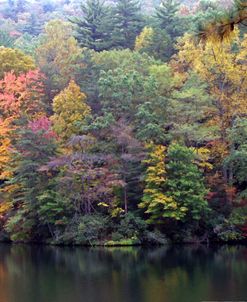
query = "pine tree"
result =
(16, 0, 27, 13)
(197, 0, 247, 42)
(71, 0, 114, 51)
(22, 13, 43, 36)
(112, 0, 143, 49)
(156, 0, 180, 33)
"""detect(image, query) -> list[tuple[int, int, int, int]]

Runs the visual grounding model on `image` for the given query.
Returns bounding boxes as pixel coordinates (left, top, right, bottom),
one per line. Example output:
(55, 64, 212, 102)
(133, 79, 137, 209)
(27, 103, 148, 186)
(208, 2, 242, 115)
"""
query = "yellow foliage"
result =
(0, 118, 13, 179)
(0, 47, 35, 78)
(135, 27, 154, 51)
(193, 147, 213, 171)
(176, 30, 247, 142)
(52, 80, 91, 141)
(0, 200, 11, 215)
(139, 143, 185, 222)
(36, 19, 84, 91)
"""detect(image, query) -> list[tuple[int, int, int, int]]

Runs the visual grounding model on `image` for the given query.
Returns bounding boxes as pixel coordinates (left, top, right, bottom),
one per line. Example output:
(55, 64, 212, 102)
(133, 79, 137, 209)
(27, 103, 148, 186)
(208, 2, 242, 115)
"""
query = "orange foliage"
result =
(0, 70, 46, 180)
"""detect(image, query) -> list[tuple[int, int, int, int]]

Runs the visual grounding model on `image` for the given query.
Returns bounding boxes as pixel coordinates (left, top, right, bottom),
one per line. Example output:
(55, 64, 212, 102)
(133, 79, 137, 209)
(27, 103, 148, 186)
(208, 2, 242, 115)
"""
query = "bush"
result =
(145, 230, 169, 245)
(111, 232, 124, 241)
(105, 237, 141, 246)
(76, 214, 109, 245)
(115, 212, 147, 239)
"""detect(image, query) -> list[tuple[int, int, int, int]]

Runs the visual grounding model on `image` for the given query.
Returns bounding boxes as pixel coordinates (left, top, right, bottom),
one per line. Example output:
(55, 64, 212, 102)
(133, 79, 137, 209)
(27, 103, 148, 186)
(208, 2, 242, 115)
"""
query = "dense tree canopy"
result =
(0, 0, 246, 245)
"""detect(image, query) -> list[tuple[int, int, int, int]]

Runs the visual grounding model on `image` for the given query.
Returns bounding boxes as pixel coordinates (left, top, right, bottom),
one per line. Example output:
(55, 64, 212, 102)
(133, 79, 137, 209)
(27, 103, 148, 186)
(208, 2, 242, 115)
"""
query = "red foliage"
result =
(179, 5, 190, 16)
(240, 224, 247, 238)
(28, 116, 57, 140)
(0, 70, 45, 118)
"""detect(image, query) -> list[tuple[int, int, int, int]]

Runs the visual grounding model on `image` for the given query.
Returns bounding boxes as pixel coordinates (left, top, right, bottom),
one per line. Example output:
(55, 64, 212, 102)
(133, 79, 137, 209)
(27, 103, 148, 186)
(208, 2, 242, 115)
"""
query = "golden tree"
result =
(52, 80, 91, 142)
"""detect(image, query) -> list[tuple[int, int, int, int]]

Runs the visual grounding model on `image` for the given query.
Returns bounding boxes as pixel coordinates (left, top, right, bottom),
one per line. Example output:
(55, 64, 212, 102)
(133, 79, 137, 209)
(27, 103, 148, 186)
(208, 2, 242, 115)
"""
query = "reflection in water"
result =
(0, 244, 246, 302)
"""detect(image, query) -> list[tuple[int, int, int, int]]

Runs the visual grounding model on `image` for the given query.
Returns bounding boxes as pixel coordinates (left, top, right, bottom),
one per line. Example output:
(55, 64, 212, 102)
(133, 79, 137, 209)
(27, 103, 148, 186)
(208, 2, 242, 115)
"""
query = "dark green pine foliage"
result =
(22, 13, 43, 36)
(154, 0, 187, 58)
(156, 0, 181, 35)
(112, 0, 144, 49)
(71, 0, 114, 51)
(196, 0, 247, 42)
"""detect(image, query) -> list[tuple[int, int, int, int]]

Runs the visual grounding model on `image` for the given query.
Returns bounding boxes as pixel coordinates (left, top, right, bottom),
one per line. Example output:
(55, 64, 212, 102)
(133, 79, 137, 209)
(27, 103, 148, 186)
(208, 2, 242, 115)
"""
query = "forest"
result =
(0, 0, 246, 245)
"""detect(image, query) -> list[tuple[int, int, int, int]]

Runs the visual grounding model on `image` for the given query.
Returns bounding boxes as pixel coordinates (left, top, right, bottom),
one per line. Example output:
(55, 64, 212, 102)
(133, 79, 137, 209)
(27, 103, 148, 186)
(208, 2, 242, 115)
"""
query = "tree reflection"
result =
(0, 244, 246, 302)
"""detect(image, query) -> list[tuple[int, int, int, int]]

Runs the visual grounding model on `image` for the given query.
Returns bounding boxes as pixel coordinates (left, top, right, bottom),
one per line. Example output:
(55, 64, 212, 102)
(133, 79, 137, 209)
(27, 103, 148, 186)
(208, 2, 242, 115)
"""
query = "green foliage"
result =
(14, 33, 40, 55)
(37, 189, 72, 231)
(0, 0, 246, 245)
(76, 214, 110, 245)
(35, 19, 84, 96)
(140, 143, 209, 224)
(225, 118, 247, 186)
(5, 207, 35, 242)
(136, 27, 173, 61)
(4, 125, 57, 241)
(0, 30, 14, 48)
(71, 0, 114, 51)
(99, 68, 145, 118)
(169, 73, 214, 144)
(139, 143, 176, 223)
(112, 0, 143, 49)
(114, 212, 147, 239)
(154, 0, 189, 59)
(166, 143, 209, 222)
(105, 237, 140, 246)
(22, 13, 43, 36)
(156, 0, 186, 36)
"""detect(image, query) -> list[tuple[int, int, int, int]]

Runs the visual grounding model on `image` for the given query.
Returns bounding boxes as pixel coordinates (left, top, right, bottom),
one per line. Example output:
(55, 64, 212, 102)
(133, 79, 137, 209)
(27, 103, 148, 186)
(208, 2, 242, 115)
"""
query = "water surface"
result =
(0, 244, 246, 302)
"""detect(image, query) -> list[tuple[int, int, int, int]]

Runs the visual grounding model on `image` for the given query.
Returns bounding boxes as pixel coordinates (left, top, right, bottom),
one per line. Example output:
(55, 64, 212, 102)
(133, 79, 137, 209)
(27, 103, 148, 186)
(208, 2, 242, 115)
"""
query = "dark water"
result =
(0, 244, 246, 302)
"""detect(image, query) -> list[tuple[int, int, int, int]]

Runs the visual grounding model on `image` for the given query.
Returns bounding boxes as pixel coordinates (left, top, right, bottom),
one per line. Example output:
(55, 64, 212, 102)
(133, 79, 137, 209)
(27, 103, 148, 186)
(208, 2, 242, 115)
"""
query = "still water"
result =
(0, 244, 246, 302)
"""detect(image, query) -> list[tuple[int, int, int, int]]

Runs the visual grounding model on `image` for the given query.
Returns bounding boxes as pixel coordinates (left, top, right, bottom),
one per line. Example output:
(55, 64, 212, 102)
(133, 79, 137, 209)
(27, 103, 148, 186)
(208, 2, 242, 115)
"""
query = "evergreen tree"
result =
(197, 0, 247, 42)
(140, 143, 209, 224)
(156, 0, 180, 34)
(154, 0, 188, 59)
(71, 0, 114, 51)
(22, 13, 43, 36)
(16, 0, 27, 13)
(112, 0, 143, 49)
(5, 118, 57, 241)
(0, 30, 14, 48)
(166, 144, 209, 222)
(135, 26, 173, 61)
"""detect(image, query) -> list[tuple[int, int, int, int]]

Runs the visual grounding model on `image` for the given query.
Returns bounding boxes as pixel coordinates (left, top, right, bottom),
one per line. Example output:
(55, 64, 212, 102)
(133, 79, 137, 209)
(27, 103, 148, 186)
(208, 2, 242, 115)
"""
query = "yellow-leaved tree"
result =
(175, 30, 247, 204)
(176, 31, 247, 157)
(0, 47, 35, 78)
(139, 143, 176, 224)
(135, 27, 154, 51)
(52, 80, 91, 142)
(36, 19, 84, 97)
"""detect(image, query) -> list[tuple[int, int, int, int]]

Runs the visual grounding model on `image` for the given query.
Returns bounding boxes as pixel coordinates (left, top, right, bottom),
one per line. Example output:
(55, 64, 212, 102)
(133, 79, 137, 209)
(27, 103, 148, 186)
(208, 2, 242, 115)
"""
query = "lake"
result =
(0, 244, 246, 302)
